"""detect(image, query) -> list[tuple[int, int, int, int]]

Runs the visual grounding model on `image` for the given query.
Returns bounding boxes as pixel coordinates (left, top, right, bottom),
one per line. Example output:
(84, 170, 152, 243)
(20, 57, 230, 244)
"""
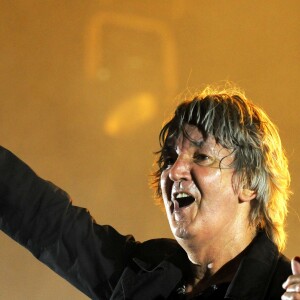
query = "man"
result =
(0, 85, 299, 299)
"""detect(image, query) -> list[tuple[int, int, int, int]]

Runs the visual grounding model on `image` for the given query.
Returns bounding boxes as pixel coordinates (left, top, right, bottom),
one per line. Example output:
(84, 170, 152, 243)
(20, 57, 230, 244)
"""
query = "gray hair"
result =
(153, 85, 291, 251)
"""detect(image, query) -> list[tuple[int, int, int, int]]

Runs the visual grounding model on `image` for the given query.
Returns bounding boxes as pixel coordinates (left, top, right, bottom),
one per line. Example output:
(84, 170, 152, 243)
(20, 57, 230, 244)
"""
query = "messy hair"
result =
(153, 85, 291, 251)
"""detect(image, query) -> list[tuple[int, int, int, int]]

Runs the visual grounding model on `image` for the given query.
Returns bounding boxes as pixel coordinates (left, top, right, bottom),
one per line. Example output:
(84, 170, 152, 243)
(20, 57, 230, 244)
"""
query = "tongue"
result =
(177, 196, 195, 208)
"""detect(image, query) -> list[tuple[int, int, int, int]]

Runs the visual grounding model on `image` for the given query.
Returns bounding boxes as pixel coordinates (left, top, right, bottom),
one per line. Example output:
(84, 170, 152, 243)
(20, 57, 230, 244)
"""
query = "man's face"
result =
(160, 124, 250, 247)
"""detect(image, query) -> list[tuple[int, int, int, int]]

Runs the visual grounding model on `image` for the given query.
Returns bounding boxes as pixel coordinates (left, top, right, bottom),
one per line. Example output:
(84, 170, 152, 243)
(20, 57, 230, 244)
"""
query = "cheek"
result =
(160, 171, 174, 220)
(193, 168, 235, 197)
(160, 170, 171, 201)
(193, 168, 223, 187)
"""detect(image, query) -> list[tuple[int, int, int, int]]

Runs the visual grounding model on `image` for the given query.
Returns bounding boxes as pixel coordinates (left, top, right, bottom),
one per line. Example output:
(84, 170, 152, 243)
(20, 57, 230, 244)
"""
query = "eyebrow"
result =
(172, 140, 209, 155)
(190, 139, 205, 148)
(181, 128, 206, 149)
(165, 132, 207, 151)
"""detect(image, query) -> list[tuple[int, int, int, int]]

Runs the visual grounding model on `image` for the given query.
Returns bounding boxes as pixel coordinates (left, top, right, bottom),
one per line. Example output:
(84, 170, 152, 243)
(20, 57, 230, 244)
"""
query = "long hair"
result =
(152, 85, 291, 251)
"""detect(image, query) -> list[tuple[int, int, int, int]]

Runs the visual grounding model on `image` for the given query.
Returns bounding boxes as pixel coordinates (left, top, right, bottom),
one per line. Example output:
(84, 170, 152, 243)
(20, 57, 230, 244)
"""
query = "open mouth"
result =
(173, 192, 196, 208)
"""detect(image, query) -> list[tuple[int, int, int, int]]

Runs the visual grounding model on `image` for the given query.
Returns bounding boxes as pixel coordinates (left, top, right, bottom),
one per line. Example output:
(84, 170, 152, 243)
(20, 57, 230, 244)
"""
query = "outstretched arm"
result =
(282, 257, 300, 299)
(0, 146, 137, 299)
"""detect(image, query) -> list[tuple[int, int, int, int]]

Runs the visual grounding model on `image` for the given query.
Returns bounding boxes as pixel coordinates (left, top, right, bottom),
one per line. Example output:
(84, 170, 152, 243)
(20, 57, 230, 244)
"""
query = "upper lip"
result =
(172, 191, 195, 202)
(171, 191, 196, 210)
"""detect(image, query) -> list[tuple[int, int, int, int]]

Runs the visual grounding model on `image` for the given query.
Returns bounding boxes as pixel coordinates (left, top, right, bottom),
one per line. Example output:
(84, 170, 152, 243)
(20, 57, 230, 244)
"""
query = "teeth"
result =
(176, 192, 190, 198)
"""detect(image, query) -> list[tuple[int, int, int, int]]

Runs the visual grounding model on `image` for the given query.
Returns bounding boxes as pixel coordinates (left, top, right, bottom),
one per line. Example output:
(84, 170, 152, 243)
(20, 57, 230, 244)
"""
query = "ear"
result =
(238, 188, 256, 202)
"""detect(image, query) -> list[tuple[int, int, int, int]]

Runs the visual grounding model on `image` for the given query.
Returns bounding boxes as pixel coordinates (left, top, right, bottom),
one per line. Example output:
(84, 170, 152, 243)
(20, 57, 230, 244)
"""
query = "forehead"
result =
(173, 124, 216, 149)
(167, 124, 234, 159)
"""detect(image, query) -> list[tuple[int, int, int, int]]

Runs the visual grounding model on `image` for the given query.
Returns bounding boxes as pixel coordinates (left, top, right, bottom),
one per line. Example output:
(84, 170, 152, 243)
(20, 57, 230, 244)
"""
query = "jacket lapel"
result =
(110, 257, 183, 299)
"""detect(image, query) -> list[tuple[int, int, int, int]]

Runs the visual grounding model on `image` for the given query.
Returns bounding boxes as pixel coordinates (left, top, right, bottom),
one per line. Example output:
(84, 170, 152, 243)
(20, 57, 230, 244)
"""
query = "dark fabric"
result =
(0, 146, 292, 299)
(170, 283, 230, 299)
(194, 283, 230, 299)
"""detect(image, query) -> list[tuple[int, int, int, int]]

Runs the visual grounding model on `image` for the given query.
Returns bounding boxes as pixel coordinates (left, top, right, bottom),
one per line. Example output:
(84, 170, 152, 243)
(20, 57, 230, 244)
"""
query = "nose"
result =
(168, 154, 192, 183)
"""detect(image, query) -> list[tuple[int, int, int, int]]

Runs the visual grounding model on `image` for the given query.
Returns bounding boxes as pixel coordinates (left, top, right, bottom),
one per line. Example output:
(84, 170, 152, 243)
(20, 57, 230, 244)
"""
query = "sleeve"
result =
(0, 146, 137, 299)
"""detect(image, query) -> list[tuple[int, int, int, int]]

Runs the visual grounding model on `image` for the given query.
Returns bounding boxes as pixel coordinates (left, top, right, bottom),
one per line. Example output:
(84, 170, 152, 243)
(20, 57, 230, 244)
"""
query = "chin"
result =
(172, 225, 191, 240)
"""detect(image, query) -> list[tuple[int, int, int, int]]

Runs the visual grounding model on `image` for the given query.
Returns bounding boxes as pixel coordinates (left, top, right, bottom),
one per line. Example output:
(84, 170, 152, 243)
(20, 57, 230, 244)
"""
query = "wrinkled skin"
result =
(159, 124, 298, 296)
(160, 124, 256, 271)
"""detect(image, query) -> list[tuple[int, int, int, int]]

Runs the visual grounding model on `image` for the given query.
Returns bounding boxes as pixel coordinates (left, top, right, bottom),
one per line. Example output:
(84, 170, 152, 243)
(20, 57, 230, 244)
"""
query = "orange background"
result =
(0, 1, 299, 299)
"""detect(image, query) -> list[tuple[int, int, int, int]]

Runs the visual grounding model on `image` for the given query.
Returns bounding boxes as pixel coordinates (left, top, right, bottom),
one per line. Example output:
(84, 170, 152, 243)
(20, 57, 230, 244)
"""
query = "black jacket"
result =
(0, 147, 291, 299)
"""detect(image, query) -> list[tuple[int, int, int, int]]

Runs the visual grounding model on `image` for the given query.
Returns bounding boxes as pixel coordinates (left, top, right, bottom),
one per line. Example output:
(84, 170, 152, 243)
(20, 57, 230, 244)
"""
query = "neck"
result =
(184, 246, 249, 297)
(179, 226, 256, 292)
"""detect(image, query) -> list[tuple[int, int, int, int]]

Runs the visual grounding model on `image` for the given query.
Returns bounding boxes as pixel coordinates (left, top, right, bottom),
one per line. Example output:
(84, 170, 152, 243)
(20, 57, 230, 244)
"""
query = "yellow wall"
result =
(0, 1, 299, 298)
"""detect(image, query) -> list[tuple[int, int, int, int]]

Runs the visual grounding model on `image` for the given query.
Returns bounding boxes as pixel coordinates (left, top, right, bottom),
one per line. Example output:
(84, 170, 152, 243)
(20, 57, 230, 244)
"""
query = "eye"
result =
(164, 155, 177, 168)
(193, 153, 215, 166)
(162, 148, 177, 169)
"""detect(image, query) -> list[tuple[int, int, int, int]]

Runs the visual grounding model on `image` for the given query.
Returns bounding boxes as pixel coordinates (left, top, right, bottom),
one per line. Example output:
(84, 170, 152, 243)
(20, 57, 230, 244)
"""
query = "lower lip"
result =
(172, 200, 195, 221)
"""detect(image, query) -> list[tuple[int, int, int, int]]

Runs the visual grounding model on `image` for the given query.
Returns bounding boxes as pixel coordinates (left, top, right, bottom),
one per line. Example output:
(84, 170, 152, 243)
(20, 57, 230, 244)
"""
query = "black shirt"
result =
(0, 147, 293, 299)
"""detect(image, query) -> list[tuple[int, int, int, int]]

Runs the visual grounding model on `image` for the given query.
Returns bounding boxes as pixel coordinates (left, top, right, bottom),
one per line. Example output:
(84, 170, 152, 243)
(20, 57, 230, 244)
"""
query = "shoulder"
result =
(267, 253, 291, 299)
(131, 238, 188, 270)
(273, 252, 291, 280)
(277, 253, 291, 271)
(136, 238, 184, 260)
